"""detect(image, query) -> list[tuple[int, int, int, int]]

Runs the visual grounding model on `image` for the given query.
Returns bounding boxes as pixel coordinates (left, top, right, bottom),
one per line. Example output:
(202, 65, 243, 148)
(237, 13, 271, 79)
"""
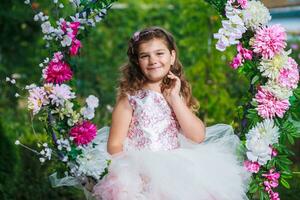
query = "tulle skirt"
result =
(93, 124, 250, 200)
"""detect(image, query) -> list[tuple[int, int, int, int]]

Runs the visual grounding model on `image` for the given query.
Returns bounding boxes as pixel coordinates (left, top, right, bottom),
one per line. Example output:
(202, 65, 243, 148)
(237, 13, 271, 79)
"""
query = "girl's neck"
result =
(143, 82, 162, 93)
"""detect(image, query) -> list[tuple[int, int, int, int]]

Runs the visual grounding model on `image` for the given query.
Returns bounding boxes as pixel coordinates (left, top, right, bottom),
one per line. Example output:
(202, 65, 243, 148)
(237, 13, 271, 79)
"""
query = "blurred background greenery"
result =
(0, 0, 299, 199)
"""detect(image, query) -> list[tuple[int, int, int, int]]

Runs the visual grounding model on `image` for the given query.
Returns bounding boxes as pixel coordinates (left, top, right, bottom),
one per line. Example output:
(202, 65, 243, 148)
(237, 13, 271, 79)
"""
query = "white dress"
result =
(93, 89, 250, 200)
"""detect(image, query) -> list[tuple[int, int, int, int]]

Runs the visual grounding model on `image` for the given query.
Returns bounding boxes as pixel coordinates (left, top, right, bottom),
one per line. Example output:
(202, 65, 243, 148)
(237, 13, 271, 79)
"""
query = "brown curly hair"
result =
(117, 26, 199, 112)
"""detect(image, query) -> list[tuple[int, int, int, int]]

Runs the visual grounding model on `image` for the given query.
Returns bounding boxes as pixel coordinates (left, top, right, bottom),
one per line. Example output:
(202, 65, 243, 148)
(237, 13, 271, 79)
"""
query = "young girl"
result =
(93, 27, 250, 200)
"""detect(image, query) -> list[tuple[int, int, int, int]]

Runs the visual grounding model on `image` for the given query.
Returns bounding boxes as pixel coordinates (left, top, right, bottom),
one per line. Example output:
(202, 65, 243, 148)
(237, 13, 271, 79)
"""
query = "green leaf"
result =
(280, 178, 291, 189)
(287, 134, 295, 145)
(249, 182, 259, 193)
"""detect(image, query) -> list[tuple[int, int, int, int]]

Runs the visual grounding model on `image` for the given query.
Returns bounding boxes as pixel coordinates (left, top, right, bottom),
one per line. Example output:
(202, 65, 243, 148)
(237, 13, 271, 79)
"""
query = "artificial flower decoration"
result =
(252, 25, 287, 59)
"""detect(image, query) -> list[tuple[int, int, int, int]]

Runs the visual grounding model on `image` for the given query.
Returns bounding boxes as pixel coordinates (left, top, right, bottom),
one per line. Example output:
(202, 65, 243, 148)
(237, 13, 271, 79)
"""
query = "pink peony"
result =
(69, 121, 97, 146)
(45, 60, 73, 84)
(244, 160, 260, 173)
(252, 25, 287, 59)
(277, 58, 299, 89)
(70, 39, 82, 56)
(255, 87, 290, 119)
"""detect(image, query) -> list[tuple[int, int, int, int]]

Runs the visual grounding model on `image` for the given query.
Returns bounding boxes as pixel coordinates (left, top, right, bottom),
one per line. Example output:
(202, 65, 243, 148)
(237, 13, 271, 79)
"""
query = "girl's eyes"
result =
(139, 52, 164, 59)
(140, 55, 149, 59)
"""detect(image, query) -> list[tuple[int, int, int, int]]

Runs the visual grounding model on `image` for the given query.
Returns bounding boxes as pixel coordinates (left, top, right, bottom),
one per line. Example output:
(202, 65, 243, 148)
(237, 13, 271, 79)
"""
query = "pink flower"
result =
(61, 21, 80, 38)
(70, 39, 82, 56)
(69, 121, 97, 146)
(45, 59, 73, 84)
(237, 43, 253, 60)
(271, 147, 278, 157)
(69, 22, 80, 37)
(237, 0, 248, 9)
(244, 160, 260, 173)
(263, 169, 281, 182)
(277, 58, 299, 89)
(252, 25, 287, 59)
(230, 54, 243, 69)
(255, 87, 290, 119)
(263, 169, 281, 200)
(230, 43, 253, 69)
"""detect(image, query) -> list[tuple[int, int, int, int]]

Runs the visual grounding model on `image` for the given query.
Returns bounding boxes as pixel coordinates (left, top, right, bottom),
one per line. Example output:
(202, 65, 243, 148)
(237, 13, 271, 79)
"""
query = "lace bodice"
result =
(124, 89, 181, 151)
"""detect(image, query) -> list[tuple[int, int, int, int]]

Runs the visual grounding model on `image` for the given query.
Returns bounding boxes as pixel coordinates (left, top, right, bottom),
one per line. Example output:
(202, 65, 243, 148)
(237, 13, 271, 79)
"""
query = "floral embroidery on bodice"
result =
(124, 89, 181, 151)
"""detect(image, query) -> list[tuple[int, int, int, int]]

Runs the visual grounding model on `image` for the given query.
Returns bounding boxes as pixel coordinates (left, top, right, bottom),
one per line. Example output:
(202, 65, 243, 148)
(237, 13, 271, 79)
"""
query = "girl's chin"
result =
(146, 76, 165, 83)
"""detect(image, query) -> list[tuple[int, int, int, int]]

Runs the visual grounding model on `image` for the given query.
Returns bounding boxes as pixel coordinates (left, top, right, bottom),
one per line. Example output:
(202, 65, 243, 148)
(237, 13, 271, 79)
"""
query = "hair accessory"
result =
(133, 31, 140, 42)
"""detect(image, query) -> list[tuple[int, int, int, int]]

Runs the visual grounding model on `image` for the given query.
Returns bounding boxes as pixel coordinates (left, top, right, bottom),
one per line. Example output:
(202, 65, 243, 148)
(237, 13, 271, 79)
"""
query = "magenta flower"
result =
(252, 25, 287, 59)
(277, 58, 299, 89)
(45, 59, 73, 84)
(271, 147, 278, 157)
(263, 169, 280, 182)
(70, 39, 82, 56)
(244, 160, 260, 173)
(230, 43, 253, 69)
(263, 169, 281, 200)
(230, 54, 243, 69)
(69, 22, 80, 37)
(69, 121, 97, 146)
(255, 87, 290, 119)
(237, 43, 253, 60)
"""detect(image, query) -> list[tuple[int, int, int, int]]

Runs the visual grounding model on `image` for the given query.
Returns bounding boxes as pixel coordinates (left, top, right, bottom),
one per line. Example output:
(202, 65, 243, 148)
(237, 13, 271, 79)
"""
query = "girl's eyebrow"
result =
(139, 49, 166, 55)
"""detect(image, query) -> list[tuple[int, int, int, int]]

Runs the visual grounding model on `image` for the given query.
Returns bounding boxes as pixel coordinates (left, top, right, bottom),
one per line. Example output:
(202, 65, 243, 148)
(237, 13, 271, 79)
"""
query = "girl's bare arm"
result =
(107, 97, 133, 155)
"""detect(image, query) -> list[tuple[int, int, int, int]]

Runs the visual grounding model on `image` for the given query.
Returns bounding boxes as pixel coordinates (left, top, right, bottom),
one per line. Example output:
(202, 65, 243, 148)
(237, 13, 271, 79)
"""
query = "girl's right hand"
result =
(162, 71, 181, 106)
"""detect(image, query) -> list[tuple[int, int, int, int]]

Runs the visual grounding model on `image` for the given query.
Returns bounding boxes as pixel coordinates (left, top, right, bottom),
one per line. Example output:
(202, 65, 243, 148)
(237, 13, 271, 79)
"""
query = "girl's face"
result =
(137, 38, 176, 83)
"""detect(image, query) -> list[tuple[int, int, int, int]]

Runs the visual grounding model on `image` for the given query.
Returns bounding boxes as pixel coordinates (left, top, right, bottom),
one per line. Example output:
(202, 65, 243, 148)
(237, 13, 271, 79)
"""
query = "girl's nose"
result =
(149, 55, 158, 65)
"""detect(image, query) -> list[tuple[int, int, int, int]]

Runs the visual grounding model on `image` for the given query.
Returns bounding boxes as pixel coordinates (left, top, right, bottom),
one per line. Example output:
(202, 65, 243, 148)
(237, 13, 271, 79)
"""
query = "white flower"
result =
(59, 3, 64, 8)
(24, 0, 30, 4)
(258, 50, 291, 80)
(41, 21, 53, 34)
(81, 107, 95, 120)
(57, 137, 71, 152)
(69, 0, 81, 7)
(62, 156, 68, 162)
(49, 84, 75, 106)
(15, 140, 20, 145)
(28, 87, 49, 115)
(10, 79, 16, 84)
(214, 2, 247, 51)
(5, 77, 10, 82)
(106, 104, 113, 113)
(61, 35, 72, 47)
(242, 0, 271, 30)
(262, 81, 293, 100)
(76, 144, 109, 179)
(53, 0, 58, 4)
(39, 157, 46, 163)
(15, 93, 20, 98)
(25, 84, 37, 90)
(86, 95, 99, 109)
(245, 119, 280, 165)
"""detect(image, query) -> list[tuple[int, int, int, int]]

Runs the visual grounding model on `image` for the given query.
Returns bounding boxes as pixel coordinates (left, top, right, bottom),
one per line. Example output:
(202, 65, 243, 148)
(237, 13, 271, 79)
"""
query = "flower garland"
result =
(8, 0, 300, 199)
(210, 0, 300, 199)
(13, 0, 116, 184)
